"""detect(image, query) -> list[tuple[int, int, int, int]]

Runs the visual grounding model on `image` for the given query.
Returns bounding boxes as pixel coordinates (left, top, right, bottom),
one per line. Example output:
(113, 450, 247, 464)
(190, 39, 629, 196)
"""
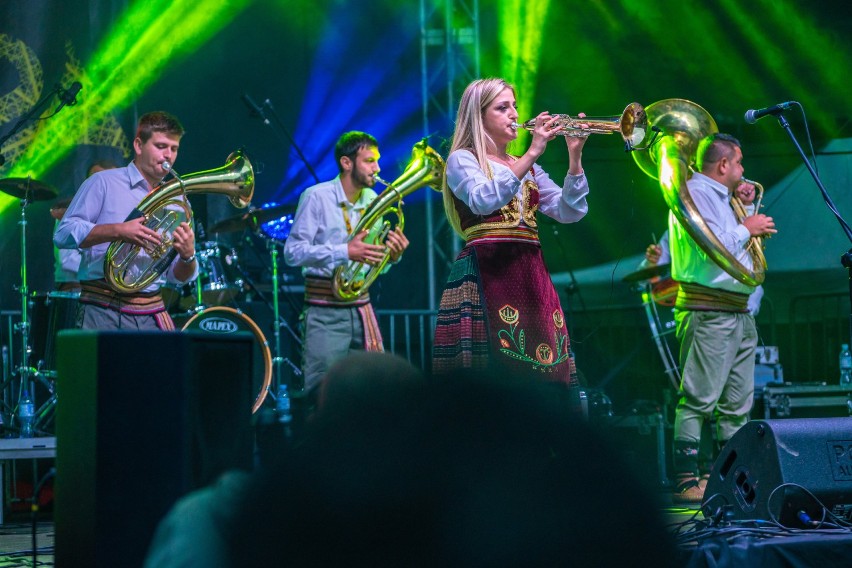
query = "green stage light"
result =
(498, 0, 552, 150)
(728, 0, 849, 136)
(619, 0, 773, 110)
(2, 0, 252, 212)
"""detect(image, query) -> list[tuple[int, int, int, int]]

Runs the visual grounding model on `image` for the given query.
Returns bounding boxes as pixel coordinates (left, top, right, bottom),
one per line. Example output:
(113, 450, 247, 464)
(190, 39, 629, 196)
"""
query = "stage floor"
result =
(3, 501, 852, 567)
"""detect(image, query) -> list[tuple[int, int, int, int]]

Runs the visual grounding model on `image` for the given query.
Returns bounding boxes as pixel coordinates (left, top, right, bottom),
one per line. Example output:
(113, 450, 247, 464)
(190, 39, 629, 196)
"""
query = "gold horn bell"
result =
(632, 99, 765, 286)
(331, 139, 445, 301)
(104, 150, 254, 293)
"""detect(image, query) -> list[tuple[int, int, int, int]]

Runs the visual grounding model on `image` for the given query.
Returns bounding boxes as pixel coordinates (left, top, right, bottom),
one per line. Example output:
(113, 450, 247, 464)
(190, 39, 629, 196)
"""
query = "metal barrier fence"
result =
(375, 309, 438, 373)
(787, 291, 849, 382)
(372, 291, 851, 409)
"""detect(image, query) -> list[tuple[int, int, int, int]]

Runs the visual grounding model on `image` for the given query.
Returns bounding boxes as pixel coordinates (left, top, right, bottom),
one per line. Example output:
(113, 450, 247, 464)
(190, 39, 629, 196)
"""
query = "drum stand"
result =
(234, 238, 302, 398)
(639, 282, 681, 392)
(9, 193, 57, 435)
(267, 240, 303, 391)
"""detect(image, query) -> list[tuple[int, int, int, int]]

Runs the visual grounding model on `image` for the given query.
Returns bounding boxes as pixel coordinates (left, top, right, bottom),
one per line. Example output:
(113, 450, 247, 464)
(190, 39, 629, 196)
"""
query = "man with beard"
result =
(284, 131, 409, 402)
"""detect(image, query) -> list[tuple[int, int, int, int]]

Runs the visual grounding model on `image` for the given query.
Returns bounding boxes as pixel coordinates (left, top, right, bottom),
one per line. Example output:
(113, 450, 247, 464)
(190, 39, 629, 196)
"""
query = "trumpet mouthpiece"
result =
(510, 122, 520, 130)
(373, 174, 391, 186)
(162, 161, 172, 171)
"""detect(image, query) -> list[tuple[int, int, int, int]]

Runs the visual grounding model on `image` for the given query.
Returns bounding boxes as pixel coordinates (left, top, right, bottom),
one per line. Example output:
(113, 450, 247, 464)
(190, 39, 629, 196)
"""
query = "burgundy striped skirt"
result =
(433, 240, 577, 385)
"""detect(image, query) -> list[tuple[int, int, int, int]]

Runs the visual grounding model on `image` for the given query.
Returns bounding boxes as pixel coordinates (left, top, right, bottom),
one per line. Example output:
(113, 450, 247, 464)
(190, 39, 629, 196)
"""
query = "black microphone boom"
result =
(241, 93, 269, 124)
(744, 101, 795, 124)
(55, 81, 82, 113)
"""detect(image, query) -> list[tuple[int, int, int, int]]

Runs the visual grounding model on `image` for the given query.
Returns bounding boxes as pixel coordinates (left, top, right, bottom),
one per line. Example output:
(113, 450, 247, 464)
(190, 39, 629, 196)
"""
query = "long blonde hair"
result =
(442, 78, 516, 237)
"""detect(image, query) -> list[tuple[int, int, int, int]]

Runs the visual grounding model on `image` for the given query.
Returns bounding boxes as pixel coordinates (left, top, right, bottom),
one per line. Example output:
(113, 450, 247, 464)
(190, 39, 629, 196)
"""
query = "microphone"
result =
(55, 81, 82, 113)
(744, 101, 795, 124)
(241, 93, 269, 124)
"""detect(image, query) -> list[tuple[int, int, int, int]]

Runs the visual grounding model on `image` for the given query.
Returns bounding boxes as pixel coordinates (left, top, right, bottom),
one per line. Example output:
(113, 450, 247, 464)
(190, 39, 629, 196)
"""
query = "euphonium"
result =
(512, 102, 648, 148)
(731, 177, 767, 273)
(631, 99, 765, 286)
(331, 139, 444, 301)
(104, 150, 254, 293)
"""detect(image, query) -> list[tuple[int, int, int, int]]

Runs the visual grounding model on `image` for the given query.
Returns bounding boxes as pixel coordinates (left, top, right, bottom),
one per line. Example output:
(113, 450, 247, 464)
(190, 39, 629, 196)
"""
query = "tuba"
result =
(631, 99, 765, 286)
(104, 150, 254, 293)
(331, 139, 445, 301)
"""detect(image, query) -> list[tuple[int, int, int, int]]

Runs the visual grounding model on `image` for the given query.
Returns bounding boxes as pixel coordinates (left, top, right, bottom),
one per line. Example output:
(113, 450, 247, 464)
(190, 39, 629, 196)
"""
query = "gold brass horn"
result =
(731, 177, 767, 274)
(631, 99, 765, 286)
(104, 150, 254, 293)
(512, 102, 648, 148)
(331, 139, 445, 301)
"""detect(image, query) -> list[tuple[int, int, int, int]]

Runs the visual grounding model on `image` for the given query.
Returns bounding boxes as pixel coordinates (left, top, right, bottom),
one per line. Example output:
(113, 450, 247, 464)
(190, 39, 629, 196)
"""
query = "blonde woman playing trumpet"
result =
(432, 78, 591, 394)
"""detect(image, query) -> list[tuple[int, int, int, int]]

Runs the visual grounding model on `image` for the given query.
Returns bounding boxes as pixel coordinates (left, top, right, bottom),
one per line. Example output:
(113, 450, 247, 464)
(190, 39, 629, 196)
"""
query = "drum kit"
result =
(622, 262, 681, 391)
(1, 175, 302, 435)
(168, 201, 302, 414)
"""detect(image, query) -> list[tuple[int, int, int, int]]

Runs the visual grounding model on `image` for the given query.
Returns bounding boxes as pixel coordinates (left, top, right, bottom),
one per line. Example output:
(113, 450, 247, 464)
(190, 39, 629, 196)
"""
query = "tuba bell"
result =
(331, 139, 445, 301)
(104, 150, 254, 293)
(631, 99, 765, 286)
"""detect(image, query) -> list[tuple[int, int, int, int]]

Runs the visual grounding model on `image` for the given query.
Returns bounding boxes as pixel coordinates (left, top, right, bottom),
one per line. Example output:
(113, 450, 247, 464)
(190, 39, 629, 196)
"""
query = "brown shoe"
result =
(672, 477, 705, 505)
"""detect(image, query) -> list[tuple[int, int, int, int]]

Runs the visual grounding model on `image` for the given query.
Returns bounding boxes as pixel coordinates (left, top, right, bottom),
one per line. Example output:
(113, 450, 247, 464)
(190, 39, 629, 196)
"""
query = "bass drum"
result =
(180, 306, 271, 413)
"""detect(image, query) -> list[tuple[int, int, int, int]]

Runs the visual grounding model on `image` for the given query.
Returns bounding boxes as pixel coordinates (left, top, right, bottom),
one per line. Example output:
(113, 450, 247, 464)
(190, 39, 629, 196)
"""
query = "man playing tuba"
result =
(54, 112, 198, 331)
(283, 131, 409, 401)
(669, 133, 776, 504)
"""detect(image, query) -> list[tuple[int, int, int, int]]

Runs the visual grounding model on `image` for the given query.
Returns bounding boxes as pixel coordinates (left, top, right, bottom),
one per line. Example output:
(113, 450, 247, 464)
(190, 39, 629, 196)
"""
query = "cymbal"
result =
(208, 211, 257, 234)
(208, 203, 296, 234)
(0, 177, 58, 201)
(622, 262, 671, 283)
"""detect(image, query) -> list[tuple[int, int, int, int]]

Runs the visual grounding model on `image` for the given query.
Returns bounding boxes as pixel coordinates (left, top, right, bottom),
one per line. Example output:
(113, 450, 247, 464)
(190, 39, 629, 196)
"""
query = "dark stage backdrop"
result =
(2, 0, 851, 317)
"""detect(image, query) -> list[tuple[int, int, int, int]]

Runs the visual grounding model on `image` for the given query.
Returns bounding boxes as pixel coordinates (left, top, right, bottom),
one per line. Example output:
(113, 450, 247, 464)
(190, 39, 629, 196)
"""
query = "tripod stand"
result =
(0, 179, 58, 435)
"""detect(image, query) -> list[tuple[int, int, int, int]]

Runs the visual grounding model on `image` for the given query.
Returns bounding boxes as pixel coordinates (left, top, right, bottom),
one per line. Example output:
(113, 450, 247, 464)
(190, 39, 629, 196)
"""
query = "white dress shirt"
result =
(446, 149, 589, 222)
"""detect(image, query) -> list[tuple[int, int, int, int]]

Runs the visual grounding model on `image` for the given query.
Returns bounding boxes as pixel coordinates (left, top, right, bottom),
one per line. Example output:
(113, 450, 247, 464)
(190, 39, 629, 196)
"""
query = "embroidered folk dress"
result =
(433, 149, 589, 384)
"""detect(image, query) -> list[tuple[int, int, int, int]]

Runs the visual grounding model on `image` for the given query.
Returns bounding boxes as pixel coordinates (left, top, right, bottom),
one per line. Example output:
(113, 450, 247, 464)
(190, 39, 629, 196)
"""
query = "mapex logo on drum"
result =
(199, 317, 239, 333)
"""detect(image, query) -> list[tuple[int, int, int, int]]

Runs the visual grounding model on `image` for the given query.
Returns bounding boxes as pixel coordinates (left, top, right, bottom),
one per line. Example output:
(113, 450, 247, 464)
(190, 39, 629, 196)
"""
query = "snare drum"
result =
(29, 291, 80, 370)
(195, 242, 243, 307)
(180, 306, 271, 413)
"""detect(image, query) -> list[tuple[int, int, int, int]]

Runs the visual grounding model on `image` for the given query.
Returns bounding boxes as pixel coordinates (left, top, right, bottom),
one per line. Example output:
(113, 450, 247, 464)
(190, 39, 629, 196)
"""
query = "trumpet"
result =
(511, 102, 648, 148)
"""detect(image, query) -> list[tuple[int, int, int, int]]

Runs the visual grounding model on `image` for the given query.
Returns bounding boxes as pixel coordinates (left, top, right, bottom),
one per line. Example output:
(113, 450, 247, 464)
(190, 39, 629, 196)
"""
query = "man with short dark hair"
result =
(669, 133, 776, 504)
(283, 131, 409, 396)
(54, 111, 198, 330)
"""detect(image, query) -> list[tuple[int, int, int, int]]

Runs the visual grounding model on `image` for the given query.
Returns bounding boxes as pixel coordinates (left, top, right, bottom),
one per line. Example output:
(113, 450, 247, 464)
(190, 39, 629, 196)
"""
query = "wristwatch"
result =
(179, 254, 196, 264)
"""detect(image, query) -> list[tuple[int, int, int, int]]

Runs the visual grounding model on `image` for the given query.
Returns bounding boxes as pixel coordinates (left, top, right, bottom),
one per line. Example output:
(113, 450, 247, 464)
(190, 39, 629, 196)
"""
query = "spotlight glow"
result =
(2, 0, 252, 212)
(498, 0, 552, 149)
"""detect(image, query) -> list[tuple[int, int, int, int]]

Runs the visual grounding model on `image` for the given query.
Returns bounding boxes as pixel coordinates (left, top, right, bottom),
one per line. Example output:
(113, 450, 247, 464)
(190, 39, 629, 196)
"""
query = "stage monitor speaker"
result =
(54, 330, 254, 568)
(702, 418, 852, 526)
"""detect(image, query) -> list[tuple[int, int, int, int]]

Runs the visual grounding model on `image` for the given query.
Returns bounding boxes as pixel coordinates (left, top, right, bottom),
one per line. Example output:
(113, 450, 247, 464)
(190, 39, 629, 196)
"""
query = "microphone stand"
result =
(260, 98, 321, 185)
(0, 84, 65, 166)
(243, 92, 320, 185)
(770, 112, 852, 347)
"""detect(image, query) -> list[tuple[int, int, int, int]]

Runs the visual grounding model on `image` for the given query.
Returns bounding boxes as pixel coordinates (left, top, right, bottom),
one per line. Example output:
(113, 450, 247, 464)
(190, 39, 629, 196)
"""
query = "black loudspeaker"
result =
(702, 419, 852, 526)
(54, 330, 254, 568)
